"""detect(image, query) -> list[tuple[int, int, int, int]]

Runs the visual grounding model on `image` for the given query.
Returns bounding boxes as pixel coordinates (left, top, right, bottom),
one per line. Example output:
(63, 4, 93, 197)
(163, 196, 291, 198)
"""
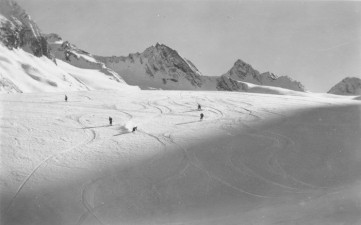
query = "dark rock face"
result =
(216, 75, 247, 91)
(228, 59, 261, 82)
(146, 43, 203, 87)
(0, 0, 52, 59)
(328, 77, 361, 95)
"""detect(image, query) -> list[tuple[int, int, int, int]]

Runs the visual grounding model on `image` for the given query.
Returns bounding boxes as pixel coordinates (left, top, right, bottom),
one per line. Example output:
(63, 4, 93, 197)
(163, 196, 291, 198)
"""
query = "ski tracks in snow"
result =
(5, 114, 97, 213)
(77, 178, 106, 225)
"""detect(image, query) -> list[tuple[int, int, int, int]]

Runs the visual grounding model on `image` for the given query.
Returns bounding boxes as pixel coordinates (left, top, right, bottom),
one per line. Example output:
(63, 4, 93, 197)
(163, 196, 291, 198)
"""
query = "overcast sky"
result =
(16, 0, 361, 92)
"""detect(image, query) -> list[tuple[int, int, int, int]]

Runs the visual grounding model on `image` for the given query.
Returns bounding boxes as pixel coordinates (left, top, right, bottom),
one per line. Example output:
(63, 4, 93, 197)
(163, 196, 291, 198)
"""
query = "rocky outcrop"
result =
(0, 0, 52, 58)
(44, 33, 128, 84)
(328, 77, 361, 95)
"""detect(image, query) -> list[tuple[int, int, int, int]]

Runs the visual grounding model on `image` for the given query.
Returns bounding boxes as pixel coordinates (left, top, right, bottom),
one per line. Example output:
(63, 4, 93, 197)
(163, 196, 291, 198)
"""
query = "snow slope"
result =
(1, 89, 360, 225)
(96, 43, 205, 90)
(328, 77, 361, 96)
(0, 1, 135, 93)
(45, 33, 127, 84)
(0, 45, 137, 93)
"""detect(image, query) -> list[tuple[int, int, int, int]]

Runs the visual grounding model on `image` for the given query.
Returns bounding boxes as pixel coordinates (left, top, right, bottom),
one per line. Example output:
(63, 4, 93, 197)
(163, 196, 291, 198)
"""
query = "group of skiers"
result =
(65, 95, 205, 132)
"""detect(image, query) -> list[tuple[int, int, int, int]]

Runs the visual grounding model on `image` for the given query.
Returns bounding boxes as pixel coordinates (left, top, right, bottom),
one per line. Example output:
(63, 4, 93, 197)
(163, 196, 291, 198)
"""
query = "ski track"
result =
(263, 130, 342, 190)
(138, 130, 166, 147)
(220, 115, 326, 193)
(227, 132, 314, 194)
(154, 100, 173, 114)
(114, 106, 133, 120)
(146, 100, 163, 114)
(234, 130, 318, 190)
(78, 178, 105, 225)
(3, 91, 357, 225)
(5, 114, 96, 213)
(166, 136, 274, 199)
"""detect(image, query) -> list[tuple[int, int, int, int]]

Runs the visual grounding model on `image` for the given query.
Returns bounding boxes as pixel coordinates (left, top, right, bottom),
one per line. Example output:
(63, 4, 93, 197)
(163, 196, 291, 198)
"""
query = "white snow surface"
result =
(1, 89, 361, 225)
(0, 45, 137, 93)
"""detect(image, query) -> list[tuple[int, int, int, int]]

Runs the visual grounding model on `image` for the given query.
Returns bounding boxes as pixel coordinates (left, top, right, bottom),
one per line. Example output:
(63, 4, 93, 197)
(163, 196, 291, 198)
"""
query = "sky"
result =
(16, 0, 361, 92)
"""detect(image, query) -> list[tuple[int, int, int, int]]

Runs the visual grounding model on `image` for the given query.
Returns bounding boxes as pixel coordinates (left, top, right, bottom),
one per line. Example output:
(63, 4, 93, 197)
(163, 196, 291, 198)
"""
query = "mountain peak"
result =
(223, 59, 305, 92)
(234, 59, 248, 65)
(328, 77, 361, 95)
(0, 0, 51, 58)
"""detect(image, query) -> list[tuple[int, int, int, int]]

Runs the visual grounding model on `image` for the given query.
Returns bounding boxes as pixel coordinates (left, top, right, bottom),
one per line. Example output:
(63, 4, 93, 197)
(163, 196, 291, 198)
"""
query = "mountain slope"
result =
(0, 0, 51, 58)
(222, 59, 305, 92)
(0, 0, 136, 93)
(0, 0, 306, 94)
(328, 77, 361, 96)
(45, 33, 126, 84)
(96, 45, 306, 92)
(95, 43, 204, 90)
(0, 44, 136, 93)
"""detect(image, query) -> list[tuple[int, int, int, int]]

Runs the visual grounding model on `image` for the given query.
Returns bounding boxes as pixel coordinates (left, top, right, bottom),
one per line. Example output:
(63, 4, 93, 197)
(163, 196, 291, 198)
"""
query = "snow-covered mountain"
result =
(0, 0, 51, 58)
(45, 33, 129, 86)
(95, 43, 205, 90)
(0, 0, 306, 94)
(221, 59, 305, 92)
(0, 0, 135, 93)
(96, 45, 306, 92)
(328, 77, 361, 96)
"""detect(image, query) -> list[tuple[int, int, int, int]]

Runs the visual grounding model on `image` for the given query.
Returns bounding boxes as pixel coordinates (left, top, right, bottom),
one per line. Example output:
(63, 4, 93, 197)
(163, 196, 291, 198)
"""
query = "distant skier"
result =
(132, 126, 137, 132)
(198, 104, 201, 111)
(65, 95, 68, 102)
(109, 117, 113, 126)
(200, 113, 204, 120)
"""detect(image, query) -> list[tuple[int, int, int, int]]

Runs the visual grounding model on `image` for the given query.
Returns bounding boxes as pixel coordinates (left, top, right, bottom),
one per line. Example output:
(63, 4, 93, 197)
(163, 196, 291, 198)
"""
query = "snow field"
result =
(1, 90, 361, 225)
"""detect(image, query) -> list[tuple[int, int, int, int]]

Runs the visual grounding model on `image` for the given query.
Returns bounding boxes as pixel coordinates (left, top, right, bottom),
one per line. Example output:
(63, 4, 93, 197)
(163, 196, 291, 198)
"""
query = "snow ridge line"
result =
(5, 121, 96, 213)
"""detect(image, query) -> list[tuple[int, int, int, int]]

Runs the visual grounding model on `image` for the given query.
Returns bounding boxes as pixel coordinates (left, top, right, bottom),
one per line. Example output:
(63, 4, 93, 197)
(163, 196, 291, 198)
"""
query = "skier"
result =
(200, 113, 204, 120)
(198, 104, 201, 111)
(132, 126, 137, 132)
(109, 117, 113, 126)
(65, 95, 68, 102)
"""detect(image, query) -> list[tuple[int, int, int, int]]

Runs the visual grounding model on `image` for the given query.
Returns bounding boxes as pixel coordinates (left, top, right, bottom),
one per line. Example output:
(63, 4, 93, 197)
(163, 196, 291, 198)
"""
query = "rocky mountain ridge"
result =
(222, 59, 305, 92)
(95, 43, 205, 90)
(96, 45, 306, 92)
(0, 0, 308, 94)
(0, 0, 133, 93)
(328, 77, 361, 95)
(0, 0, 51, 58)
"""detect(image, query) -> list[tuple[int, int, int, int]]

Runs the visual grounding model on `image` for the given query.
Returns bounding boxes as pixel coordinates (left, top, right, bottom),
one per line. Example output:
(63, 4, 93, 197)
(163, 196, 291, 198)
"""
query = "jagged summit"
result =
(228, 59, 261, 81)
(223, 59, 305, 92)
(328, 77, 361, 95)
(95, 43, 203, 90)
(0, 0, 51, 58)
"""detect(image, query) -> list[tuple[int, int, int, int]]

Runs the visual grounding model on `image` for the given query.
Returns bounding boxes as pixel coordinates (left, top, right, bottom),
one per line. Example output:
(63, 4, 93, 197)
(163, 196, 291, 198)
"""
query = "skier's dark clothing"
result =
(198, 104, 201, 111)
(109, 117, 113, 126)
(132, 126, 137, 132)
(200, 113, 204, 120)
(65, 95, 68, 102)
